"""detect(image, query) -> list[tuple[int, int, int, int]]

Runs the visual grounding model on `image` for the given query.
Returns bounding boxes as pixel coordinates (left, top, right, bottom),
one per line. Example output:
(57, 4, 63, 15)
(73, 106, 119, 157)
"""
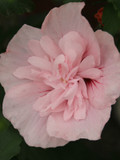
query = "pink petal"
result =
(79, 68, 102, 79)
(59, 31, 85, 65)
(7, 24, 42, 55)
(33, 92, 51, 112)
(79, 55, 95, 71)
(74, 106, 86, 120)
(28, 39, 46, 57)
(54, 54, 65, 65)
(49, 93, 65, 110)
(88, 30, 120, 109)
(74, 99, 87, 120)
(40, 36, 60, 58)
(13, 66, 41, 81)
(3, 86, 67, 148)
(53, 54, 65, 76)
(33, 88, 64, 112)
(78, 78, 88, 99)
(42, 3, 85, 40)
(0, 25, 42, 92)
(66, 66, 78, 81)
(42, 2, 100, 65)
(95, 30, 120, 66)
(88, 74, 120, 109)
(28, 56, 52, 71)
(63, 107, 74, 121)
(0, 52, 28, 92)
(58, 63, 69, 79)
(64, 83, 78, 100)
(47, 106, 111, 141)
(6, 82, 51, 98)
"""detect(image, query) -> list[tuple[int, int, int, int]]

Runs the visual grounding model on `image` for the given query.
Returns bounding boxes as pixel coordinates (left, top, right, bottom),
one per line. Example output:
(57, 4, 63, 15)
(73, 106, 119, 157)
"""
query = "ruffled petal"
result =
(13, 66, 41, 81)
(0, 52, 28, 92)
(40, 36, 60, 58)
(33, 88, 64, 113)
(63, 106, 74, 121)
(95, 30, 120, 67)
(28, 40, 46, 57)
(74, 106, 86, 120)
(6, 82, 51, 98)
(3, 83, 68, 148)
(28, 56, 52, 71)
(0, 25, 42, 92)
(88, 30, 120, 109)
(47, 106, 111, 141)
(79, 55, 95, 71)
(79, 68, 102, 79)
(7, 24, 42, 55)
(59, 31, 85, 66)
(42, 2, 100, 65)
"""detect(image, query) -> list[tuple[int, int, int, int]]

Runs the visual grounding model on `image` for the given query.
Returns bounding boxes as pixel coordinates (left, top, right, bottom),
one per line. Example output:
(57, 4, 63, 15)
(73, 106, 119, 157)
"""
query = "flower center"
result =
(60, 77, 68, 83)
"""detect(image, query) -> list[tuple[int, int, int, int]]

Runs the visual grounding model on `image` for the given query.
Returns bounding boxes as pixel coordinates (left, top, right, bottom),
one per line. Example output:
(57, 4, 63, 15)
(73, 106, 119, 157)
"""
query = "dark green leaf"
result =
(0, 0, 34, 16)
(108, 0, 120, 11)
(102, 3, 120, 35)
(0, 113, 10, 132)
(0, 127, 22, 160)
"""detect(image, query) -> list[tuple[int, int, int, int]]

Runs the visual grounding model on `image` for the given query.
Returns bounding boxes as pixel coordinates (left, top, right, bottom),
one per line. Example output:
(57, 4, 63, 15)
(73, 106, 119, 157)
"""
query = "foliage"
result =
(0, 0, 34, 16)
(102, 3, 120, 35)
(0, 127, 22, 160)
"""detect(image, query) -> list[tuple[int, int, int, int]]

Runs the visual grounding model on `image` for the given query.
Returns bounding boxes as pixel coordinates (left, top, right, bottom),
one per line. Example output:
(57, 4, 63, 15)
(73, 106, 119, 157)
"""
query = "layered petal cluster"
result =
(0, 2, 120, 148)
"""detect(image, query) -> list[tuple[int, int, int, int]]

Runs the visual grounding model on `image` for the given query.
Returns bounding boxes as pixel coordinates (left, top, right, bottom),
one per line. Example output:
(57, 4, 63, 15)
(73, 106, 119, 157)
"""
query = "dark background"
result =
(0, 0, 120, 160)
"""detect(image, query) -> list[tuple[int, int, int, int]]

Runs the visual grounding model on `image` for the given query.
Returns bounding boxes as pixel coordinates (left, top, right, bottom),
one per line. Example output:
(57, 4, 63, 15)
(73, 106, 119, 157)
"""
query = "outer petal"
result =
(41, 2, 100, 65)
(28, 40, 46, 57)
(7, 24, 42, 55)
(89, 30, 120, 109)
(0, 52, 28, 92)
(95, 30, 120, 66)
(13, 66, 41, 81)
(47, 106, 111, 141)
(3, 83, 68, 148)
(0, 25, 43, 92)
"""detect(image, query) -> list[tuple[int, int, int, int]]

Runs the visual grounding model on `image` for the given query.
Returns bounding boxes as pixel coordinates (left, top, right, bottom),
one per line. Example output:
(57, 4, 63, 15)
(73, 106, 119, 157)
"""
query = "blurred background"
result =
(0, 0, 120, 160)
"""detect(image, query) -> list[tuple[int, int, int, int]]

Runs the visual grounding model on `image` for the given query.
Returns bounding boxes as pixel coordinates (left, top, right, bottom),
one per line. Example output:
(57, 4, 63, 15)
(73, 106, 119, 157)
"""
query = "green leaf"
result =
(102, 3, 120, 35)
(0, 113, 10, 132)
(0, 0, 34, 16)
(108, 0, 120, 11)
(0, 127, 22, 160)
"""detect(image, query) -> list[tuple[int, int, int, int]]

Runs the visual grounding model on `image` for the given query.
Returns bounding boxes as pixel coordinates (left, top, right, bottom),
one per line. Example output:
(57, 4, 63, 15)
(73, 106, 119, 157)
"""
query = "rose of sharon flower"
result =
(0, 2, 120, 148)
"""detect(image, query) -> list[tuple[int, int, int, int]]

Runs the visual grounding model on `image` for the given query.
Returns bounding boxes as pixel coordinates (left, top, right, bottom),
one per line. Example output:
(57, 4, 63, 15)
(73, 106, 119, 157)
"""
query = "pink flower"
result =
(0, 2, 120, 148)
